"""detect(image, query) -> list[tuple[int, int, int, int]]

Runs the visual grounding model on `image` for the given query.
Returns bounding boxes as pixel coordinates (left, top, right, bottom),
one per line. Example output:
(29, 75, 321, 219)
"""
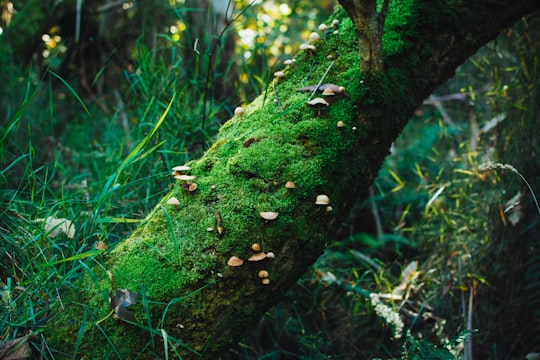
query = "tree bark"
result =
(45, 1, 540, 358)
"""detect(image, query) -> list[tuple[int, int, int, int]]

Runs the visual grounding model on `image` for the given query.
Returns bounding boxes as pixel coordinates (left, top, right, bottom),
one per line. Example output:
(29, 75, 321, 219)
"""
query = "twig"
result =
(478, 162, 540, 215)
(200, 0, 255, 148)
(307, 61, 335, 101)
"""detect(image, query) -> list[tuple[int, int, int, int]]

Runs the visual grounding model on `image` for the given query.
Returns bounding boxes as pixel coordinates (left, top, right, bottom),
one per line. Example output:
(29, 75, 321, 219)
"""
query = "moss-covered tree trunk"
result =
(46, 1, 540, 358)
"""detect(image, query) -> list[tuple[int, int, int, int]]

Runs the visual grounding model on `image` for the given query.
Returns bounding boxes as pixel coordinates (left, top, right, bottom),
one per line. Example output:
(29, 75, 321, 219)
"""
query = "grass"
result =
(1, 5, 539, 360)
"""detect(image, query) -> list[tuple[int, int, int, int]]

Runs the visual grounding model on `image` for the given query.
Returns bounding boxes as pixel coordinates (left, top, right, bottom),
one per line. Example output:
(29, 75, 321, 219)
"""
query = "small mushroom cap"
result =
(318, 23, 328, 31)
(251, 243, 261, 251)
(336, 121, 345, 128)
(181, 182, 198, 192)
(258, 270, 269, 278)
(172, 165, 191, 172)
(321, 87, 337, 96)
(227, 256, 244, 267)
(166, 197, 180, 205)
(259, 211, 279, 221)
(315, 194, 330, 205)
(234, 107, 244, 116)
(273, 71, 285, 78)
(266, 252, 275, 259)
(306, 97, 329, 107)
(309, 32, 320, 42)
(248, 252, 267, 262)
(285, 181, 296, 189)
(299, 43, 316, 51)
(261, 278, 270, 285)
(174, 174, 196, 181)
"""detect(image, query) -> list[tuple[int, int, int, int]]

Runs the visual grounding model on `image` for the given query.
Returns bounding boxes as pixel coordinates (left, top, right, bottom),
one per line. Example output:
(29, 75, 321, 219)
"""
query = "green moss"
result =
(46, 4, 419, 358)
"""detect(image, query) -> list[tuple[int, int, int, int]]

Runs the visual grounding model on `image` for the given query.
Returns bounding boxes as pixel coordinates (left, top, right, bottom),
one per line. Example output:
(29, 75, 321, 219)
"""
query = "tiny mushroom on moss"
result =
(175, 174, 196, 181)
(181, 182, 198, 192)
(315, 194, 330, 205)
(299, 43, 316, 54)
(273, 71, 285, 79)
(266, 252, 275, 259)
(258, 270, 269, 279)
(234, 106, 244, 116)
(251, 243, 261, 251)
(285, 180, 295, 189)
(166, 197, 180, 205)
(261, 278, 270, 285)
(306, 97, 329, 116)
(284, 59, 295, 66)
(332, 19, 339, 27)
(248, 252, 267, 262)
(337, 120, 345, 128)
(309, 32, 320, 42)
(172, 165, 190, 173)
(260, 211, 279, 221)
(227, 256, 244, 267)
(318, 23, 328, 32)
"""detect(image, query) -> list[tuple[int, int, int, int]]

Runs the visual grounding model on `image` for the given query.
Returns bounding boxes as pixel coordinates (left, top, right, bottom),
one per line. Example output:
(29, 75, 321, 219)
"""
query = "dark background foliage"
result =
(1, 1, 539, 359)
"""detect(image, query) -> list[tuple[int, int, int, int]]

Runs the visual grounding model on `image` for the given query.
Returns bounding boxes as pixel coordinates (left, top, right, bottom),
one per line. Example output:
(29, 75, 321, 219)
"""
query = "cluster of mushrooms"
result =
(165, 20, 344, 286)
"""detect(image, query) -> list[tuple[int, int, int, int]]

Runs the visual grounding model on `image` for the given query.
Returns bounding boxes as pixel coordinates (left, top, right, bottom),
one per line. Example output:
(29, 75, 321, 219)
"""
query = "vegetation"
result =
(1, 1, 539, 359)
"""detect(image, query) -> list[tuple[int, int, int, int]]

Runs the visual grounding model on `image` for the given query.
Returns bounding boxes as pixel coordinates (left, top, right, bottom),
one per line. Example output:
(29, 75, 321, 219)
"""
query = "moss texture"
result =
(45, 1, 540, 358)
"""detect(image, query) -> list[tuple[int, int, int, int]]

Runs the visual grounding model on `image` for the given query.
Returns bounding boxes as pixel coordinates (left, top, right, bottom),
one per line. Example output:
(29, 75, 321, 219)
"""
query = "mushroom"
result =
(262, 278, 270, 285)
(306, 97, 329, 116)
(318, 23, 328, 32)
(299, 43, 316, 54)
(234, 107, 244, 116)
(166, 197, 180, 205)
(315, 194, 330, 205)
(266, 252, 275, 259)
(258, 270, 269, 278)
(309, 32, 320, 42)
(172, 165, 191, 172)
(227, 256, 244, 267)
(331, 19, 339, 27)
(285, 181, 295, 189)
(336, 120, 345, 128)
(274, 71, 285, 79)
(180, 182, 198, 192)
(251, 243, 261, 251)
(248, 252, 267, 262)
(174, 174, 196, 181)
(284, 59, 295, 66)
(260, 211, 279, 221)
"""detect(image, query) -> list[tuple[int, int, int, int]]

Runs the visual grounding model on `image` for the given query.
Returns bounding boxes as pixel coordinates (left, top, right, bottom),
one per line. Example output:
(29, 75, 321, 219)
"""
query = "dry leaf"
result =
(109, 288, 138, 322)
(34, 216, 75, 238)
(0, 332, 33, 360)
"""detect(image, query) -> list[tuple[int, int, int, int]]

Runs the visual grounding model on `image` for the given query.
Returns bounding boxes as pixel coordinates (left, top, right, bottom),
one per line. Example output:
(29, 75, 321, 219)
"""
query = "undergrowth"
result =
(1, 3, 539, 360)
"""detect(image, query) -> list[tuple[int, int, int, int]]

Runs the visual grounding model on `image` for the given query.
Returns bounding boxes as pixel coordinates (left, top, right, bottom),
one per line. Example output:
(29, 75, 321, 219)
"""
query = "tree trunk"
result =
(45, 1, 540, 358)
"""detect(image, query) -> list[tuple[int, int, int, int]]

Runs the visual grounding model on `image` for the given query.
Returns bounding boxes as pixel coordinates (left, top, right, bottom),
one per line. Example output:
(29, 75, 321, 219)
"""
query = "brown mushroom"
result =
(248, 252, 267, 262)
(258, 270, 269, 278)
(251, 243, 261, 252)
(227, 256, 244, 267)
(306, 97, 329, 116)
(285, 181, 296, 189)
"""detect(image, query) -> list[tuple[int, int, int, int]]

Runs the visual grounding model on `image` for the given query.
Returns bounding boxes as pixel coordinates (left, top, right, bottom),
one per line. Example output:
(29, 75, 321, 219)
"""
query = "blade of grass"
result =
(48, 70, 91, 117)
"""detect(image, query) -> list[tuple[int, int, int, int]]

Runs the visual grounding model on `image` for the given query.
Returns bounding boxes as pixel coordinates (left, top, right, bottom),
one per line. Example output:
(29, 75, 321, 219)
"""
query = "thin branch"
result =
(200, 1, 255, 148)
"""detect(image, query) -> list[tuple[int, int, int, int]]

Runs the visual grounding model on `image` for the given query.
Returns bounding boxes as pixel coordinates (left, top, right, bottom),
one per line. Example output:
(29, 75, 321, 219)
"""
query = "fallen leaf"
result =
(0, 332, 33, 360)
(109, 288, 138, 322)
(34, 216, 75, 238)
